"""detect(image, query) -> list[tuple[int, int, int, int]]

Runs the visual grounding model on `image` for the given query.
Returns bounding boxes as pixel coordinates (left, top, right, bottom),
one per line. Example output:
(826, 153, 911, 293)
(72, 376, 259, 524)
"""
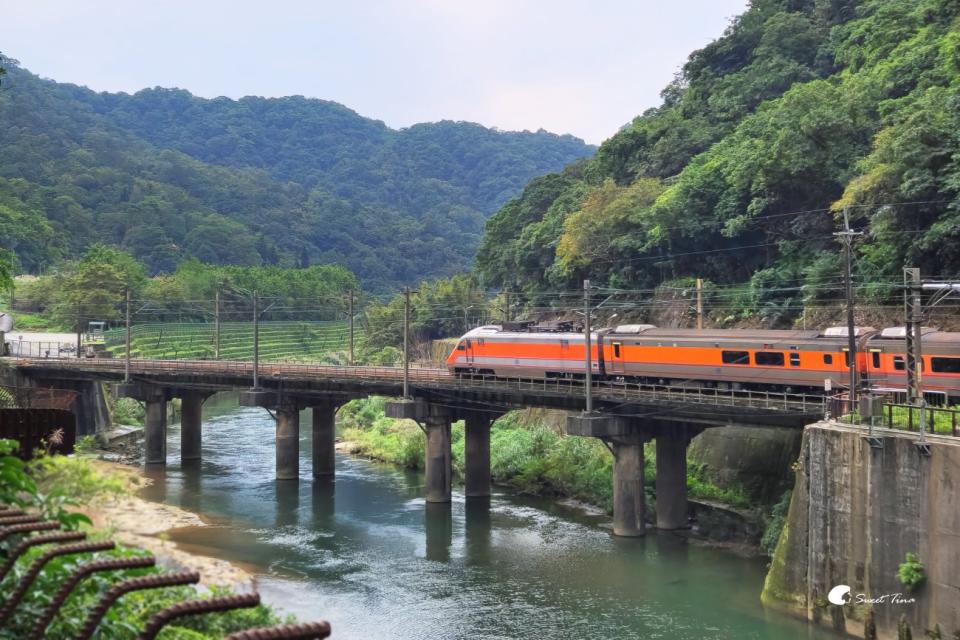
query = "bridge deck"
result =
(8, 357, 826, 427)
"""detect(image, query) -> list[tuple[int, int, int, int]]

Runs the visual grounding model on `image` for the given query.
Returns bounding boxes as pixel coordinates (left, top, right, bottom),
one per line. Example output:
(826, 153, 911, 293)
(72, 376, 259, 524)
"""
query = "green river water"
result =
(137, 398, 837, 639)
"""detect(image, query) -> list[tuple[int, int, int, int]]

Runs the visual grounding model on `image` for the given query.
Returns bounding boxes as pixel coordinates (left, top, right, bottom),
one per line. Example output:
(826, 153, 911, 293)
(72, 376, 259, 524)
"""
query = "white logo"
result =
(828, 585, 851, 605)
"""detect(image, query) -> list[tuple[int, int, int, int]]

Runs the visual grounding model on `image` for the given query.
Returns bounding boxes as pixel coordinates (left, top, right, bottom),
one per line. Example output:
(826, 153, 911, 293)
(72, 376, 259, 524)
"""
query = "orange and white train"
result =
(445, 324, 960, 403)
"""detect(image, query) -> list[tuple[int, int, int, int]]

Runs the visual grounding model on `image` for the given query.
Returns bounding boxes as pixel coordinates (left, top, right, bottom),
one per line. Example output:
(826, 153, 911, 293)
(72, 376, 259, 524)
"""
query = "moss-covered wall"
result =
(762, 422, 960, 638)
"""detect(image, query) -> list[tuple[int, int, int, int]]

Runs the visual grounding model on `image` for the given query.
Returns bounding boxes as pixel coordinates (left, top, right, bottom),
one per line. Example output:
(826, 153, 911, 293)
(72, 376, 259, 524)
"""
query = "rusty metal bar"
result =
(0, 508, 25, 517)
(28, 554, 156, 640)
(0, 514, 41, 526)
(77, 571, 201, 640)
(225, 621, 333, 640)
(0, 520, 61, 544)
(0, 530, 82, 582)
(137, 592, 261, 640)
(0, 539, 115, 624)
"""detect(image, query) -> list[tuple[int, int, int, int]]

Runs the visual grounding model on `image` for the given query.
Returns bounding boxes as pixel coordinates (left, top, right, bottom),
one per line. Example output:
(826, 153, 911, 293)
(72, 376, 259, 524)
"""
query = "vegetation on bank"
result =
(338, 398, 750, 514)
(0, 440, 287, 639)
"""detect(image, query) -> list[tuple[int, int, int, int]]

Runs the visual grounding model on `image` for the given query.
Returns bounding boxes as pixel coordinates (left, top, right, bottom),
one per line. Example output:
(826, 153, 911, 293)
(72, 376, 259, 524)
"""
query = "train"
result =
(445, 323, 960, 404)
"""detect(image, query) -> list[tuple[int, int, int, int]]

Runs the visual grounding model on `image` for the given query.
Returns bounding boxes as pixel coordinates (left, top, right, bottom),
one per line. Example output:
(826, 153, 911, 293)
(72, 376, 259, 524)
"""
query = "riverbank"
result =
(80, 458, 254, 587)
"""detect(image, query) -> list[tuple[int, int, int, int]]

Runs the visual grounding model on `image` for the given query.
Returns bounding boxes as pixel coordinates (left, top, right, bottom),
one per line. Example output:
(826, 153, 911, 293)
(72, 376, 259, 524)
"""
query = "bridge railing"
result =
(14, 356, 827, 415)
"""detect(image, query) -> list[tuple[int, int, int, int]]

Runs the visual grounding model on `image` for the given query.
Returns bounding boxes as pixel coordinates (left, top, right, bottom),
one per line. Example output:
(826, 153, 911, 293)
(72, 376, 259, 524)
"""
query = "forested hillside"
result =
(477, 0, 960, 323)
(0, 60, 592, 290)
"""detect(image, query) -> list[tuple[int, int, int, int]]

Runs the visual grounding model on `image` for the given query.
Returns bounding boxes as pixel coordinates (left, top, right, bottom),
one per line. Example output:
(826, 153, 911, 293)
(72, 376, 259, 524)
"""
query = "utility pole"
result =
(695, 278, 704, 330)
(124, 288, 131, 382)
(504, 291, 512, 323)
(76, 301, 82, 358)
(835, 207, 863, 405)
(403, 287, 411, 399)
(214, 288, 221, 360)
(348, 288, 354, 366)
(584, 279, 593, 413)
(904, 268, 925, 441)
(252, 290, 260, 389)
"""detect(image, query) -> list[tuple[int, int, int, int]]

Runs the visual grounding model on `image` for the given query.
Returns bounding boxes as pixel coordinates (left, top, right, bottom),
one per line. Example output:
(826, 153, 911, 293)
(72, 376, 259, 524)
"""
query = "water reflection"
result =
(423, 502, 453, 562)
(464, 497, 491, 565)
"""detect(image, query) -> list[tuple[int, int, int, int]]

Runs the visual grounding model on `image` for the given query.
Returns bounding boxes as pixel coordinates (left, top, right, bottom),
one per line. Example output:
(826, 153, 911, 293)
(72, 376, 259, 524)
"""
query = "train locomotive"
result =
(445, 323, 960, 404)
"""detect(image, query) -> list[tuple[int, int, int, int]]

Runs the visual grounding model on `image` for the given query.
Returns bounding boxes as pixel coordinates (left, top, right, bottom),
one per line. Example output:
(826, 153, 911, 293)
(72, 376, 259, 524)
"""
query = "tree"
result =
(0, 249, 13, 298)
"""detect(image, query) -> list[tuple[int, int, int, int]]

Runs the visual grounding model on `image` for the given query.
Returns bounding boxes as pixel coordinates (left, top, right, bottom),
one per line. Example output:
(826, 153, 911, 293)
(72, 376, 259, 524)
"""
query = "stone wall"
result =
(689, 424, 802, 503)
(763, 422, 960, 638)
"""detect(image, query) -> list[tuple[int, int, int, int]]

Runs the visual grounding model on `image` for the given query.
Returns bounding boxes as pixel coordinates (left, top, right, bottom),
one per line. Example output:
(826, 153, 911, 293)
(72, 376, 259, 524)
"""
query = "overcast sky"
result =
(4, 0, 748, 145)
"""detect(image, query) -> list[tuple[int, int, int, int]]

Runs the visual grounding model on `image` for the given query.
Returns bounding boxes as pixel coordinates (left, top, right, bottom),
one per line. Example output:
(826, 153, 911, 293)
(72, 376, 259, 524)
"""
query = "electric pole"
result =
(252, 290, 260, 389)
(124, 288, 131, 382)
(348, 288, 354, 366)
(904, 268, 925, 441)
(403, 287, 411, 399)
(214, 288, 221, 360)
(76, 301, 82, 358)
(696, 278, 704, 330)
(504, 290, 512, 323)
(584, 279, 593, 413)
(835, 207, 862, 405)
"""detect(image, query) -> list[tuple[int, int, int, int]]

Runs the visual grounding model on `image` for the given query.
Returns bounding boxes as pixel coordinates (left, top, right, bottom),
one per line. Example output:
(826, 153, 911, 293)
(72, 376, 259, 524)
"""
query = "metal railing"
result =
(12, 356, 827, 415)
(0, 506, 333, 639)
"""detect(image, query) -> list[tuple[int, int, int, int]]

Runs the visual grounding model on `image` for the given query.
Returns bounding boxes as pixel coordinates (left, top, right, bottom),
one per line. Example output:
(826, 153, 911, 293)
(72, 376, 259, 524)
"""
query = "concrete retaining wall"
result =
(762, 422, 960, 638)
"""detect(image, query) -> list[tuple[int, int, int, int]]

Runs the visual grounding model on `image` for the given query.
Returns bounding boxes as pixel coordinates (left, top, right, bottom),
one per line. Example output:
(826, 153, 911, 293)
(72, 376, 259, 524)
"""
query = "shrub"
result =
(761, 490, 792, 555)
(898, 552, 926, 592)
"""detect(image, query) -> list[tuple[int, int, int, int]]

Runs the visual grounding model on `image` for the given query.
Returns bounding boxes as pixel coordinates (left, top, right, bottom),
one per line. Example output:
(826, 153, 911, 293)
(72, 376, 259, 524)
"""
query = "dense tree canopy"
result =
(0, 57, 592, 291)
(475, 0, 960, 323)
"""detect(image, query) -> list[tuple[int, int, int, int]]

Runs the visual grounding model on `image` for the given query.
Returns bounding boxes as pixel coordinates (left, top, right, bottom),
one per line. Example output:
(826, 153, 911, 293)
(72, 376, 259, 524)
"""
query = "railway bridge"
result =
(5, 356, 824, 537)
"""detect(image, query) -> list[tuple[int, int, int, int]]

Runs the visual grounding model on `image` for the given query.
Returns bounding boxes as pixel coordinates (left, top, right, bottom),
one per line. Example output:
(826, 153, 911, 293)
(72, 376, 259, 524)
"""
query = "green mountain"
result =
(0, 61, 593, 290)
(476, 0, 960, 321)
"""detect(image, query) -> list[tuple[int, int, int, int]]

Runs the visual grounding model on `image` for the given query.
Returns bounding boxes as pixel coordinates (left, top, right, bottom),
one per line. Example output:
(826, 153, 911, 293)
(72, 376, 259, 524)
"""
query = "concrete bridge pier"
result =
(425, 409, 453, 503)
(611, 435, 648, 537)
(114, 382, 169, 465)
(275, 402, 301, 481)
(144, 390, 168, 465)
(464, 413, 492, 498)
(311, 403, 338, 478)
(179, 391, 208, 463)
(655, 427, 700, 530)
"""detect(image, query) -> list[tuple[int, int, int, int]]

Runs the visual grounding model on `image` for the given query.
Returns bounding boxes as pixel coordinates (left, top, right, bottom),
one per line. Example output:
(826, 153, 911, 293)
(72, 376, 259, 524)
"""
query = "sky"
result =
(4, 0, 748, 145)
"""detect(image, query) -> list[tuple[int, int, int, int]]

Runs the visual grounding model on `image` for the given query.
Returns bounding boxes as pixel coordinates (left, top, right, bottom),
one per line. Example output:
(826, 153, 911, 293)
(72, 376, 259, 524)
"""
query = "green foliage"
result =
(0, 248, 12, 295)
(363, 273, 489, 350)
(112, 397, 145, 426)
(898, 552, 926, 592)
(0, 60, 591, 289)
(761, 489, 792, 555)
(475, 0, 960, 313)
(0, 444, 287, 639)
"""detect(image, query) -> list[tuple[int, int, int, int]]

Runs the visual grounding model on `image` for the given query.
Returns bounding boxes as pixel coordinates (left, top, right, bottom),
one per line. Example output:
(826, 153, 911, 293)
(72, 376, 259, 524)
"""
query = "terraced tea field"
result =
(103, 321, 361, 363)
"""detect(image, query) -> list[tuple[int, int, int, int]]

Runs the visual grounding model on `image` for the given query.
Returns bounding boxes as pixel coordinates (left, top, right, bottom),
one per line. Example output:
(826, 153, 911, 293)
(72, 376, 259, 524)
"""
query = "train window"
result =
(613, 343, 621, 358)
(722, 351, 750, 365)
(894, 356, 905, 371)
(755, 352, 785, 366)
(932, 357, 960, 374)
(456, 344, 466, 351)
(789, 353, 800, 367)
(872, 352, 880, 368)
(823, 354, 833, 365)
(844, 351, 852, 367)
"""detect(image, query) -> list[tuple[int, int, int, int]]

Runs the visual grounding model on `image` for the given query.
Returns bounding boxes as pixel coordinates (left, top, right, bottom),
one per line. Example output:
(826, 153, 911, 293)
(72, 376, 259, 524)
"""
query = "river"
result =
(138, 396, 836, 640)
